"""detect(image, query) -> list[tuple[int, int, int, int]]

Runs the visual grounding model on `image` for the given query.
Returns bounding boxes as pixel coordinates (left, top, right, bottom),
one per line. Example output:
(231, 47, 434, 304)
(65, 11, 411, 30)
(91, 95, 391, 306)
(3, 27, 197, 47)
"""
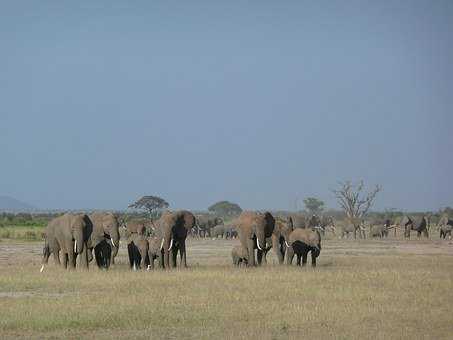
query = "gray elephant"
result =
(147, 236, 164, 269)
(369, 223, 389, 238)
(125, 221, 149, 270)
(270, 217, 293, 264)
(438, 215, 453, 239)
(210, 224, 227, 238)
(286, 228, 321, 267)
(318, 216, 336, 236)
(400, 215, 429, 238)
(157, 210, 195, 269)
(235, 211, 275, 266)
(87, 212, 120, 269)
(341, 218, 366, 239)
(196, 215, 223, 237)
(225, 226, 238, 239)
(231, 245, 248, 266)
(41, 213, 90, 271)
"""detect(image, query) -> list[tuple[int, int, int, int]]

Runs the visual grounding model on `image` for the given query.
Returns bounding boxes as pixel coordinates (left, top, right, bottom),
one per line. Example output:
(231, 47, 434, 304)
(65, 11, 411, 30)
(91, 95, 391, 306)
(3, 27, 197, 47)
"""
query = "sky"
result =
(1, 1, 452, 212)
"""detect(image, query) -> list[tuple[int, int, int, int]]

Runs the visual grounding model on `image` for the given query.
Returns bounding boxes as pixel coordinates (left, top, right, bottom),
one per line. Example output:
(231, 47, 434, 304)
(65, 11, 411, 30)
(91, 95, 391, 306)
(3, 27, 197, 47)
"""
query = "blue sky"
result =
(1, 1, 452, 211)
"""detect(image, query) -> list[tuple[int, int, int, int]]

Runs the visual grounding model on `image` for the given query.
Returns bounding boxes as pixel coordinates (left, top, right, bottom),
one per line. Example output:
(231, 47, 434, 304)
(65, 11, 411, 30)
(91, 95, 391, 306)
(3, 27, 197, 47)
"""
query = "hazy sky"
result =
(1, 1, 452, 211)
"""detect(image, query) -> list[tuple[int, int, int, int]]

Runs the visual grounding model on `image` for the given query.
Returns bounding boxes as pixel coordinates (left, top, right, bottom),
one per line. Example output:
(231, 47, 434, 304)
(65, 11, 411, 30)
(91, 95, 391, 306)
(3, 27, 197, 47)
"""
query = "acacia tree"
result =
(331, 181, 381, 221)
(128, 195, 169, 219)
(208, 201, 242, 216)
(303, 197, 325, 215)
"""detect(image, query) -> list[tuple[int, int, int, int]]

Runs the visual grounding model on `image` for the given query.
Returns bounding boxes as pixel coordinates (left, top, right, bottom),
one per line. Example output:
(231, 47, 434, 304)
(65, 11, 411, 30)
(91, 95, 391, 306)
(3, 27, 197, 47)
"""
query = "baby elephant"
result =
(286, 228, 321, 267)
(231, 246, 248, 266)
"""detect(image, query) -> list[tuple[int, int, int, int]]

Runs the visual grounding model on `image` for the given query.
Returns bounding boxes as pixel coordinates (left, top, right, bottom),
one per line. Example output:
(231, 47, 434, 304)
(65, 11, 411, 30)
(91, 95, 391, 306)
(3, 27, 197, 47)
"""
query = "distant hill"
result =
(0, 195, 36, 212)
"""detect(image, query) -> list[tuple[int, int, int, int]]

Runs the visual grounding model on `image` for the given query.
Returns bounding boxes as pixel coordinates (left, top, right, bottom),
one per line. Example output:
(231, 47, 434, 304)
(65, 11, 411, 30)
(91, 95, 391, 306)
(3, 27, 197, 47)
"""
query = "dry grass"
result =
(0, 238, 452, 339)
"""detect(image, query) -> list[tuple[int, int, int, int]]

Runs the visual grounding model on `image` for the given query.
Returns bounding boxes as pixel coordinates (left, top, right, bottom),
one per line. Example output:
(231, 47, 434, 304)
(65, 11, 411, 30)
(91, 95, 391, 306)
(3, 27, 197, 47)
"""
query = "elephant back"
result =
(289, 228, 321, 248)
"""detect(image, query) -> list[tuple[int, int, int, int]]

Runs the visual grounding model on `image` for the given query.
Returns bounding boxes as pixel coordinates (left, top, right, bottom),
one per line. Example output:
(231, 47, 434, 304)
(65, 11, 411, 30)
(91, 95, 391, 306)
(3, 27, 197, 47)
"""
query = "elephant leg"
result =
(296, 254, 301, 266)
(257, 250, 264, 265)
(94, 245, 103, 268)
(61, 253, 68, 269)
(302, 251, 308, 267)
(247, 238, 256, 266)
(286, 246, 294, 265)
(53, 250, 61, 266)
(180, 241, 187, 268)
(127, 243, 134, 269)
(353, 229, 357, 239)
(171, 248, 177, 268)
(77, 244, 89, 269)
(67, 250, 76, 269)
(163, 249, 170, 269)
(311, 251, 317, 267)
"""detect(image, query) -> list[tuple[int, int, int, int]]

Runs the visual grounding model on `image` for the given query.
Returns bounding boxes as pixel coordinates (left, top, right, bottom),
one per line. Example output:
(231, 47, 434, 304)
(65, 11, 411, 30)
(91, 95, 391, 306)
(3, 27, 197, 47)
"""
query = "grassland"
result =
(0, 237, 452, 339)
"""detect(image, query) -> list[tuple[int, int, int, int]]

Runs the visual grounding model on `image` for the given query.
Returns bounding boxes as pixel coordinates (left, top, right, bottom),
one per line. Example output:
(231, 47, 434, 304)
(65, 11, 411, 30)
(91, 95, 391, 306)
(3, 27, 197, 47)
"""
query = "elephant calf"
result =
(231, 246, 248, 266)
(286, 228, 321, 267)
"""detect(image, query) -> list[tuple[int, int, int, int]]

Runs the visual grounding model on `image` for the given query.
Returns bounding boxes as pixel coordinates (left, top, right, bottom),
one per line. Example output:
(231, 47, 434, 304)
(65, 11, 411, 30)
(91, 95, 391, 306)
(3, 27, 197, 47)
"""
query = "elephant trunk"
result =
(74, 231, 84, 254)
(255, 229, 266, 252)
(110, 229, 120, 250)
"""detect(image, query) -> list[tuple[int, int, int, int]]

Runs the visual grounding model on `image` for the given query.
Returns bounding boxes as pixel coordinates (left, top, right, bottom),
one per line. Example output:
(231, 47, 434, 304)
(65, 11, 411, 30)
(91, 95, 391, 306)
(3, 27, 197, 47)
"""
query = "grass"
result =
(0, 238, 452, 339)
(0, 225, 44, 241)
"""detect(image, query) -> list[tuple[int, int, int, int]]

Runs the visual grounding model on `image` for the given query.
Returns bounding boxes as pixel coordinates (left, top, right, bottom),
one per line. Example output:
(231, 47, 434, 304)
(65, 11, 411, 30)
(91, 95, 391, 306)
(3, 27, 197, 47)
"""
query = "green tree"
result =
(208, 201, 242, 216)
(303, 197, 325, 215)
(128, 195, 169, 219)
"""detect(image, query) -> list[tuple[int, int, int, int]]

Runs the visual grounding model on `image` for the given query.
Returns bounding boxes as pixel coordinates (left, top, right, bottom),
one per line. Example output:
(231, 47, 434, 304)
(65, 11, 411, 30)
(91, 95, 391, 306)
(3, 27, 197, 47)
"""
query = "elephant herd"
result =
(40, 210, 452, 272)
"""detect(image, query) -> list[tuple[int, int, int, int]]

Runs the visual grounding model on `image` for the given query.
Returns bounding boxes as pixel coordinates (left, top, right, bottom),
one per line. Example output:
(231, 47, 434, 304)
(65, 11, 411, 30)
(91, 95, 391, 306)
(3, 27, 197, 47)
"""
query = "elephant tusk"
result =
(40, 264, 44, 273)
(285, 241, 290, 248)
(133, 263, 137, 271)
(168, 238, 173, 251)
(160, 238, 165, 250)
(74, 240, 77, 253)
(111, 239, 116, 248)
(256, 238, 263, 251)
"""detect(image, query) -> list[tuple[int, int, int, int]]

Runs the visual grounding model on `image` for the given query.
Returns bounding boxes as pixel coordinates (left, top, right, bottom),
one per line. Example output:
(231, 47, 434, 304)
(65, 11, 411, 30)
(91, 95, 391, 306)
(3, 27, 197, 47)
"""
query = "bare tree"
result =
(331, 181, 381, 239)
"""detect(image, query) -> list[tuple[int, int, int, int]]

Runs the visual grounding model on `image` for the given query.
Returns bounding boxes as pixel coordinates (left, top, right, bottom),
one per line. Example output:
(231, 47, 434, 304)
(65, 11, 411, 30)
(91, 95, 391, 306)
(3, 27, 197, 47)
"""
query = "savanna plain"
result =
(1, 234, 453, 339)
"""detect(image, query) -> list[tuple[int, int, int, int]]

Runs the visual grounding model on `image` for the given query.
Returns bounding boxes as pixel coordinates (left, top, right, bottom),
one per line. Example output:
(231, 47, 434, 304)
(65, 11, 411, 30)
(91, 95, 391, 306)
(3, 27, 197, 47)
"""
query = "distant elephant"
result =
(147, 236, 164, 269)
(41, 213, 90, 271)
(196, 215, 223, 237)
(231, 245, 248, 266)
(157, 210, 195, 269)
(87, 212, 120, 269)
(307, 215, 321, 229)
(438, 215, 452, 239)
(401, 215, 429, 238)
(341, 218, 366, 239)
(369, 224, 389, 238)
(211, 224, 227, 238)
(318, 216, 336, 236)
(235, 211, 275, 266)
(271, 217, 293, 264)
(286, 228, 321, 267)
(225, 226, 238, 239)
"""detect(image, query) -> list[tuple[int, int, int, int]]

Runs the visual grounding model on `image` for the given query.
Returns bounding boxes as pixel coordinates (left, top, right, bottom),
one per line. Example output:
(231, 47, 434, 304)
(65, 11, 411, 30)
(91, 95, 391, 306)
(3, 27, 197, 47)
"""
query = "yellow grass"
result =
(0, 238, 452, 339)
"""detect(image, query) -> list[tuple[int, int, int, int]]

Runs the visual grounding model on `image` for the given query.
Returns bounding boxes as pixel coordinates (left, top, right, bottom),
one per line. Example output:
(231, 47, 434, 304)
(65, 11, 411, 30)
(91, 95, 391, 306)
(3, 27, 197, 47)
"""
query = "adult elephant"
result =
(271, 217, 293, 264)
(438, 214, 453, 239)
(401, 215, 429, 238)
(235, 211, 275, 266)
(196, 215, 223, 237)
(211, 224, 227, 238)
(370, 224, 388, 238)
(87, 212, 120, 269)
(286, 228, 321, 267)
(41, 213, 90, 271)
(341, 217, 366, 239)
(319, 216, 336, 236)
(157, 210, 195, 269)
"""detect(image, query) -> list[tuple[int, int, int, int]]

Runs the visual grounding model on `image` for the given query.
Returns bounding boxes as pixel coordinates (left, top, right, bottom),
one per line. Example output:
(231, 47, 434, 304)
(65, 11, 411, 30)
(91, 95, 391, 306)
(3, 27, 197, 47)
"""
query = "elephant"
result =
(157, 210, 195, 269)
(318, 216, 336, 236)
(369, 224, 389, 238)
(211, 224, 227, 238)
(400, 215, 429, 238)
(307, 215, 321, 229)
(270, 217, 293, 264)
(87, 212, 120, 269)
(231, 245, 248, 266)
(41, 213, 90, 271)
(127, 232, 149, 270)
(438, 215, 453, 239)
(147, 236, 164, 270)
(196, 215, 223, 237)
(341, 218, 366, 239)
(235, 211, 275, 266)
(225, 226, 238, 239)
(286, 228, 321, 267)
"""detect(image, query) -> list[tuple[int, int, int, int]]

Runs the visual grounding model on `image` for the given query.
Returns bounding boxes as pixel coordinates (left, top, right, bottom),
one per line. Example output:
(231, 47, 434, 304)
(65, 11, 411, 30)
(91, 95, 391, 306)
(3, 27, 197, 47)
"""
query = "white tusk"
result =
(133, 263, 137, 271)
(74, 240, 77, 253)
(40, 264, 44, 273)
(285, 241, 290, 248)
(147, 265, 151, 271)
(111, 239, 116, 248)
(168, 238, 173, 251)
(256, 238, 263, 251)
(160, 238, 164, 250)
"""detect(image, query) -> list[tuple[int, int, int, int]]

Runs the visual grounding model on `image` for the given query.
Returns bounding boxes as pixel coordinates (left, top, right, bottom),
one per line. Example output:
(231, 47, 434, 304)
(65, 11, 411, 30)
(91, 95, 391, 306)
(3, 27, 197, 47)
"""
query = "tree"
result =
(331, 181, 381, 220)
(128, 195, 169, 219)
(303, 197, 325, 215)
(208, 201, 242, 216)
